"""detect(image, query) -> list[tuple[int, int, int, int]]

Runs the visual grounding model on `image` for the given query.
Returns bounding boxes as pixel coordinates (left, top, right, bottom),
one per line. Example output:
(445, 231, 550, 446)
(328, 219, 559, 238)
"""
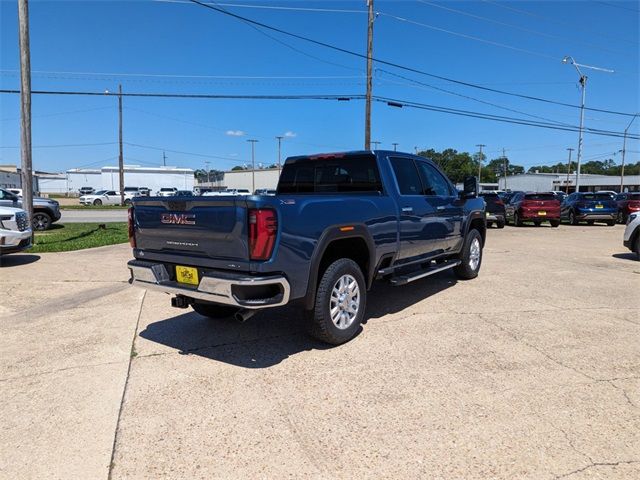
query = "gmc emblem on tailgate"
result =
(161, 213, 196, 225)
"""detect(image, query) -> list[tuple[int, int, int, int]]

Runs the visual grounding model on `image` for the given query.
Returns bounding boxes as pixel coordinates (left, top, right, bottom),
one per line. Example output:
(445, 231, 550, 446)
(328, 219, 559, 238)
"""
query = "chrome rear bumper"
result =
(127, 260, 290, 309)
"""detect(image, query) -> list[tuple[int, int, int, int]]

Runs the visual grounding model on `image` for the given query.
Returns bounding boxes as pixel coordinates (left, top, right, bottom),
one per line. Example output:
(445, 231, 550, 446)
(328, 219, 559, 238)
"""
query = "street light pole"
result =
(476, 144, 485, 183)
(247, 139, 258, 192)
(620, 113, 638, 193)
(563, 55, 614, 193)
(371, 141, 381, 149)
(392, 142, 399, 152)
(275, 136, 283, 174)
(565, 148, 574, 194)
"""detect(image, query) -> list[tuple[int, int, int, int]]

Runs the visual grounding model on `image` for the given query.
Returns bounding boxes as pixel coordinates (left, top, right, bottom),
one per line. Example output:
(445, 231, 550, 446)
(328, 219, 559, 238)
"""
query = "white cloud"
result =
(226, 130, 246, 137)
(283, 131, 297, 138)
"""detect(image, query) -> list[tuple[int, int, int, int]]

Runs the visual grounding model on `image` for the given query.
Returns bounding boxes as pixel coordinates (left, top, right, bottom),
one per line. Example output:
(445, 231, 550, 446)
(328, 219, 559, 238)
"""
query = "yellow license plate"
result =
(595, 204, 603, 209)
(538, 211, 547, 216)
(176, 265, 199, 285)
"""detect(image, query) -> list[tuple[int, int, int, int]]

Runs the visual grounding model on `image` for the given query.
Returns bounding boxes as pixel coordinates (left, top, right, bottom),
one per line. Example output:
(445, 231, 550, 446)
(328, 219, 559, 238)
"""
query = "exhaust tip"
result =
(234, 309, 256, 323)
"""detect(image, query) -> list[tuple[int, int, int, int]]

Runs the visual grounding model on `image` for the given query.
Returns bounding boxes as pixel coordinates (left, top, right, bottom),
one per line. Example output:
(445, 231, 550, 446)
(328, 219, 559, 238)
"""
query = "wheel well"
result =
(468, 218, 486, 245)
(317, 237, 370, 286)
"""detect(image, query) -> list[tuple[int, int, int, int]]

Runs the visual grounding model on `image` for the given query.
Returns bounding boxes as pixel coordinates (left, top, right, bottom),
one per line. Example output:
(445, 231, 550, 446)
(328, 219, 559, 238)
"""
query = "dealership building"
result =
(498, 173, 640, 193)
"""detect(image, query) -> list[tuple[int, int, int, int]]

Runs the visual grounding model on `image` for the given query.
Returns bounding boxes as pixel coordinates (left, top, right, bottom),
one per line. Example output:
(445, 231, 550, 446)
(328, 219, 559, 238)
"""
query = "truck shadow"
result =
(0, 254, 41, 268)
(138, 272, 456, 369)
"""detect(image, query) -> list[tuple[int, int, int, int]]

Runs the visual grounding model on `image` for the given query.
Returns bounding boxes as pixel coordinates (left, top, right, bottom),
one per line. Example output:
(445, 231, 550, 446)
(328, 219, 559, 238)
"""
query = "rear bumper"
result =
(127, 260, 290, 309)
(485, 213, 504, 222)
(576, 211, 616, 220)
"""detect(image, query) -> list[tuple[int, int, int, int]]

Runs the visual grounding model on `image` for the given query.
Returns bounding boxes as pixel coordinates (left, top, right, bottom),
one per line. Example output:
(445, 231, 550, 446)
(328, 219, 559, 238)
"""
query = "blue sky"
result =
(1, 0, 638, 173)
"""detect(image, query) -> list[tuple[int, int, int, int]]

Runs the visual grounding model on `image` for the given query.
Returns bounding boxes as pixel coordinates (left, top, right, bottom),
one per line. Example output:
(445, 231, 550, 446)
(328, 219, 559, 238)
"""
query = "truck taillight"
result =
(248, 208, 277, 261)
(128, 207, 136, 248)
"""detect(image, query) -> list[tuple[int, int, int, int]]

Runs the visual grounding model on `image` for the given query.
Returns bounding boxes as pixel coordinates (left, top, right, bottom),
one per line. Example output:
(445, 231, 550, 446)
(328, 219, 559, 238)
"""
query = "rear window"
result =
(278, 155, 382, 194)
(583, 193, 613, 201)
(525, 193, 556, 201)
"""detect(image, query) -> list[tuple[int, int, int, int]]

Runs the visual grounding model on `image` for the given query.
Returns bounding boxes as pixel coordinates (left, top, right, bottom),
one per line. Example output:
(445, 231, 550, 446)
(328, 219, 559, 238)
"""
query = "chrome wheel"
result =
(329, 274, 360, 330)
(469, 237, 481, 271)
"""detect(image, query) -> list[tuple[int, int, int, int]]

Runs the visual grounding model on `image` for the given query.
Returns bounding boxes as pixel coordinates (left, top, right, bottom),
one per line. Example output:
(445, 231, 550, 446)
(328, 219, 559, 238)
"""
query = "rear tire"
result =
(569, 210, 579, 225)
(550, 220, 560, 228)
(305, 258, 366, 345)
(496, 219, 505, 229)
(32, 211, 52, 231)
(454, 229, 483, 280)
(606, 220, 616, 226)
(587, 220, 595, 225)
(617, 211, 625, 224)
(534, 221, 541, 227)
(192, 302, 239, 320)
(514, 212, 523, 227)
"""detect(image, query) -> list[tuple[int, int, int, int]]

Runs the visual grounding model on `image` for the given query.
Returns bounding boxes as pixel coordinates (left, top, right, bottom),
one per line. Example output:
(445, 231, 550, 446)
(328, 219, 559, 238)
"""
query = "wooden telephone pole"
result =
(18, 0, 33, 225)
(118, 84, 125, 205)
(364, 0, 374, 150)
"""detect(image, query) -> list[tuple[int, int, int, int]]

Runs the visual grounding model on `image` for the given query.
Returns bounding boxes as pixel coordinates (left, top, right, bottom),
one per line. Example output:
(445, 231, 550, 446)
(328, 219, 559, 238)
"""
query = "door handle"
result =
(401, 206, 413, 213)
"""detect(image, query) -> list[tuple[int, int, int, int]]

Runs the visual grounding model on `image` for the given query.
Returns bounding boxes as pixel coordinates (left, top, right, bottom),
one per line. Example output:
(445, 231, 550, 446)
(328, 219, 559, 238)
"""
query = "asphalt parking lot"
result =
(1, 224, 638, 479)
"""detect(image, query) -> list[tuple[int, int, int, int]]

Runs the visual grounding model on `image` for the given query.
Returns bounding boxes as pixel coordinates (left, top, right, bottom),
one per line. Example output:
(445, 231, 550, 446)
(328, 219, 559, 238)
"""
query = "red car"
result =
(505, 192, 561, 227)
(615, 192, 640, 224)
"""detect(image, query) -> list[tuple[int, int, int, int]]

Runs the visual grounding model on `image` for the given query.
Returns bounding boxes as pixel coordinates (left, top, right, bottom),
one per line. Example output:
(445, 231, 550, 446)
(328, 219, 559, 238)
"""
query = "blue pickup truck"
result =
(128, 151, 486, 344)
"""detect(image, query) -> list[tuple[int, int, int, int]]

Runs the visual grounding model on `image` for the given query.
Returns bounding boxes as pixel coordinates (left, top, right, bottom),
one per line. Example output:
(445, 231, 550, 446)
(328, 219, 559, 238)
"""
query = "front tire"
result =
(550, 220, 560, 228)
(93, 199, 102, 206)
(32, 212, 52, 231)
(569, 210, 579, 225)
(192, 302, 239, 320)
(305, 258, 366, 345)
(454, 229, 483, 280)
(514, 212, 523, 227)
(617, 211, 625, 224)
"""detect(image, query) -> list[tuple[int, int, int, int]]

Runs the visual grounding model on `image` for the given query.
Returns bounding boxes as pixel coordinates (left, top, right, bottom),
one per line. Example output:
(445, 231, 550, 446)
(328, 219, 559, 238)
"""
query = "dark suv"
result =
(561, 192, 617, 226)
(506, 192, 561, 227)
(615, 192, 640, 224)
(479, 192, 506, 228)
(0, 188, 61, 230)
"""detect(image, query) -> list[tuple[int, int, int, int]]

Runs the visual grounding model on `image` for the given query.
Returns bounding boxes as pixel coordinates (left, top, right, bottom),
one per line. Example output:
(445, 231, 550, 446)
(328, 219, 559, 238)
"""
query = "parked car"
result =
(124, 186, 142, 196)
(7, 188, 23, 197)
(127, 150, 486, 345)
(505, 192, 561, 227)
(0, 188, 61, 230)
(479, 192, 505, 228)
(174, 190, 194, 196)
(623, 212, 640, 260)
(561, 192, 617, 226)
(615, 192, 640, 224)
(0, 206, 32, 255)
(498, 191, 520, 205)
(138, 187, 151, 196)
(551, 191, 567, 203)
(78, 186, 95, 196)
(596, 190, 617, 200)
(157, 187, 178, 197)
(79, 190, 136, 206)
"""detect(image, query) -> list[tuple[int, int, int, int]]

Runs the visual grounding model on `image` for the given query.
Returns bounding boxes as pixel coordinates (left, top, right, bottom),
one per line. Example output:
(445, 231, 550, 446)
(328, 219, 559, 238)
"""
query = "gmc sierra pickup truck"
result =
(128, 151, 486, 344)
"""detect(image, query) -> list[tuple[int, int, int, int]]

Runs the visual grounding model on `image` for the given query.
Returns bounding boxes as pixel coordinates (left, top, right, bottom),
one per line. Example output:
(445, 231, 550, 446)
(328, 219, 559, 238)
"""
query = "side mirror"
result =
(462, 176, 479, 198)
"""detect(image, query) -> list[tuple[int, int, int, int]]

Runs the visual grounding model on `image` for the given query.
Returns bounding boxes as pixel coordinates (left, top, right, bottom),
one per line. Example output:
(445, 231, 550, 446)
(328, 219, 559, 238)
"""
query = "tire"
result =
(454, 229, 483, 280)
(550, 220, 560, 228)
(305, 258, 366, 345)
(192, 301, 239, 320)
(617, 211, 625, 224)
(124, 199, 132, 206)
(497, 219, 505, 229)
(487, 221, 493, 228)
(635, 236, 640, 261)
(93, 199, 102, 206)
(534, 221, 541, 227)
(587, 220, 595, 225)
(514, 212, 523, 227)
(569, 210, 579, 225)
(606, 220, 616, 227)
(32, 211, 52, 231)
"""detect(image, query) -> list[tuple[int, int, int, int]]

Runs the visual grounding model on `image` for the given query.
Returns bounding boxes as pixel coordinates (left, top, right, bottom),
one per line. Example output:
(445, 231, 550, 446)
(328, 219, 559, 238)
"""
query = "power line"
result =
(156, 0, 367, 14)
(184, 0, 637, 117)
(416, 0, 622, 55)
(0, 141, 117, 149)
(124, 141, 246, 162)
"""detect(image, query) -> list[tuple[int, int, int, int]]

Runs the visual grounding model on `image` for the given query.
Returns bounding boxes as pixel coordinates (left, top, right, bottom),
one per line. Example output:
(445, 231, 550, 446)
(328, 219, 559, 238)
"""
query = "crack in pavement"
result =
(554, 460, 640, 479)
(107, 290, 146, 480)
(0, 359, 128, 383)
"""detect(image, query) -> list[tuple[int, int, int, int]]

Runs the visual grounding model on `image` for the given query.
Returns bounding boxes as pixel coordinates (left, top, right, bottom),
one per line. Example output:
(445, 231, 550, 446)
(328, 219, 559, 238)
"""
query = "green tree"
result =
(231, 165, 245, 171)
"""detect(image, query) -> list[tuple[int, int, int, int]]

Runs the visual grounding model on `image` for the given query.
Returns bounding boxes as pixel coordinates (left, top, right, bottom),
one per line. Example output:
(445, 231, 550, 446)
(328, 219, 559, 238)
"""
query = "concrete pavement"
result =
(1, 225, 638, 479)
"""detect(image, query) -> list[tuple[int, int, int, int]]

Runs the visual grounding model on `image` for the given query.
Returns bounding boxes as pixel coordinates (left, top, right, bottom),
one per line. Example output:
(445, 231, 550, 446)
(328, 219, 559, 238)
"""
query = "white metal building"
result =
(100, 165, 194, 192)
(498, 173, 640, 193)
(222, 168, 281, 192)
(66, 169, 102, 193)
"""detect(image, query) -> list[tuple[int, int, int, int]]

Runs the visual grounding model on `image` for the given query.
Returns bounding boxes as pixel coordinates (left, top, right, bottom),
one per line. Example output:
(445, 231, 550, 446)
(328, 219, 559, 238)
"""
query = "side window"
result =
(416, 161, 453, 196)
(390, 157, 423, 196)
(107, 191, 116, 196)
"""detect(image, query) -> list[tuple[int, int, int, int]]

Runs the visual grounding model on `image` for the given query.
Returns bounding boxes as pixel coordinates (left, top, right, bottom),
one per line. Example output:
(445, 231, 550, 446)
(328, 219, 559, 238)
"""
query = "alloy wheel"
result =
(329, 274, 360, 330)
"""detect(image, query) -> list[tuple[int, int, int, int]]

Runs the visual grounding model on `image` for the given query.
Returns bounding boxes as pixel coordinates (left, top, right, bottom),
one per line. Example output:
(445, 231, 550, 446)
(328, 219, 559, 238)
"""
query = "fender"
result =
(462, 209, 487, 242)
(303, 224, 376, 310)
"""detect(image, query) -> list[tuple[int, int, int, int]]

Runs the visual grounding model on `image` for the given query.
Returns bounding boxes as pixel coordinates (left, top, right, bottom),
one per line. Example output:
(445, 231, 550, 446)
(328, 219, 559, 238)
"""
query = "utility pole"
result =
(392, 142, 399, 152)
(247, 139, 258, 192)
(17, 0, 33, 226)
(620, 113, 638, 193)
(118, 84, 125, 206)
(276, 136, 283, 174)
(565, 148, 574, 194)
(414, 146, 418, 154)
(502, 148, 507, 190)
(476, 144, 485, 183)
(162, 151, 167, 167)
(204, 160, 210, 185)
(364, 0, 374, 149)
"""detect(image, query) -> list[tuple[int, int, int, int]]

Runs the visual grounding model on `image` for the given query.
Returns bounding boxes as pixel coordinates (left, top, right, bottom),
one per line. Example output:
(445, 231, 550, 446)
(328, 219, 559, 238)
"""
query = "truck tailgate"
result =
(132, 197, 249, 263)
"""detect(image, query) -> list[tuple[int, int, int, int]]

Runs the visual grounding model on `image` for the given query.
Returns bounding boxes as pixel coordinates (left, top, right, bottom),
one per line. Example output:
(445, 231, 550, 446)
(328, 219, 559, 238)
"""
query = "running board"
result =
(389, 260, 461, 286)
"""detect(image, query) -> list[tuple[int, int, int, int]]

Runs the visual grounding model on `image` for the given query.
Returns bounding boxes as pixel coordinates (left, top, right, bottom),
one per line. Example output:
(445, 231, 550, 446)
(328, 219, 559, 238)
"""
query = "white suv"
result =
(157, 187, 178, 197)
(623, 212, 640, 260)
(0, 206, 32, 255)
